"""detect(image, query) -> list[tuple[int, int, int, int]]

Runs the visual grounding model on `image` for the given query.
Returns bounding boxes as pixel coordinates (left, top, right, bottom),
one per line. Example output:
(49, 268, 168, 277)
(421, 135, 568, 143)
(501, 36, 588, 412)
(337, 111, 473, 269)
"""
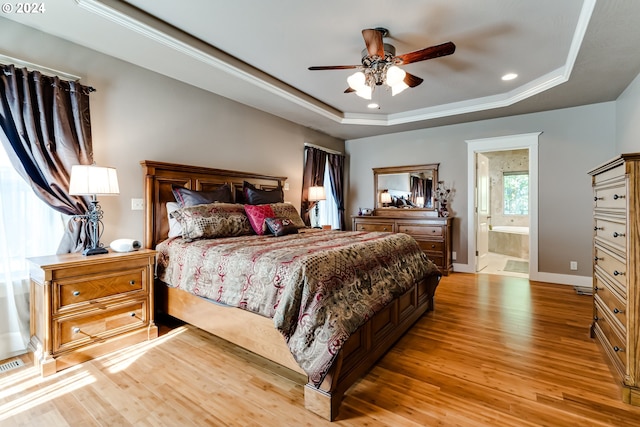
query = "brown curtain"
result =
(301, 146, 327, 226)
(0, 64, 94, 253)
(327, 153, 345, 230)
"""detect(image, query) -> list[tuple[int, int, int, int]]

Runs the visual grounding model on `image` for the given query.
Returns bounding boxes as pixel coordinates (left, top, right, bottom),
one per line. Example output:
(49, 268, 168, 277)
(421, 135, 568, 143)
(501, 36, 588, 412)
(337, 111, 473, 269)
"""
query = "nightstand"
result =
(27, 249, 158, 376)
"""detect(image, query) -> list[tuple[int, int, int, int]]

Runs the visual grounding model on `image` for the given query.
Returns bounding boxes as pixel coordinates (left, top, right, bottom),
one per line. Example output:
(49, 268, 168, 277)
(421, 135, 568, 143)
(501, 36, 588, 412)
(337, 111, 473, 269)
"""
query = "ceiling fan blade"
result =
(362, 28, 385, 58)
(344, 87, 355, 93)
(308, 65, 360, 71)
(396, 41, 456, 65)
(404, 72, 424, 88)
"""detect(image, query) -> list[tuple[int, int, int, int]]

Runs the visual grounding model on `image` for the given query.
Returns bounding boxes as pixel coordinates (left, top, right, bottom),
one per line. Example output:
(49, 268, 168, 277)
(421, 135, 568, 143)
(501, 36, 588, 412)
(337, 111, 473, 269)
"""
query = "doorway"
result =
(466, 133, 540, 279)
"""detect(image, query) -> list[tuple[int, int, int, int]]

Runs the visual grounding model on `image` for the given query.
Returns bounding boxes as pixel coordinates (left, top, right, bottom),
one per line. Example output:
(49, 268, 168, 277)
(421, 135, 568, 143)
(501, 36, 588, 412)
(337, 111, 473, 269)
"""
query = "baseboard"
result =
(452, 263, 592, 287)
(529, 271, 592, 287)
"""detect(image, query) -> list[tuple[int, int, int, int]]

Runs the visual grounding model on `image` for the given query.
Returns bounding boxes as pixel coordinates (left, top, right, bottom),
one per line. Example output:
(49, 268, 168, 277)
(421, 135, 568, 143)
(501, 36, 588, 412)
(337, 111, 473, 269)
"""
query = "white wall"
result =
(346, 102, 617, 277)
(617, 71, 640, 153)
(0, 18, 344, 246)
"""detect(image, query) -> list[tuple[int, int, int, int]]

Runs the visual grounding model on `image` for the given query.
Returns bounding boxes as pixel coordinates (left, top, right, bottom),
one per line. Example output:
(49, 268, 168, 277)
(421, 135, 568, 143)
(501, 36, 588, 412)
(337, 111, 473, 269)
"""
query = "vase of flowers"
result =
(435, 181, 453, 217)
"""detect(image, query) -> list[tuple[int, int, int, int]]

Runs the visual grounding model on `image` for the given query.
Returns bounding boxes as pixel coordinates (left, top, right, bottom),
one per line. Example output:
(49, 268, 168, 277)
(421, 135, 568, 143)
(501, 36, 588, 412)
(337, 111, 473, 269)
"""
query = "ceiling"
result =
(4, 0, 640, 140)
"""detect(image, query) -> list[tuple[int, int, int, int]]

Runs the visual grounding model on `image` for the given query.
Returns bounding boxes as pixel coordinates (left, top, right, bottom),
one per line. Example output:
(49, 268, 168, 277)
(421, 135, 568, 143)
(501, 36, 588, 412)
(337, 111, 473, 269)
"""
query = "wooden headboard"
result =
(140, 160, 286, 249)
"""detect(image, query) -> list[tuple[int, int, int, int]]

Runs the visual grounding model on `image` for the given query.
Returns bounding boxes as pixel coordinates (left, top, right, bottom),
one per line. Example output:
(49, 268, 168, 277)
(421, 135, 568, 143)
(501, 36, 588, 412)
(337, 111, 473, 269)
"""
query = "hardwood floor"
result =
(2, 273, 640, 426)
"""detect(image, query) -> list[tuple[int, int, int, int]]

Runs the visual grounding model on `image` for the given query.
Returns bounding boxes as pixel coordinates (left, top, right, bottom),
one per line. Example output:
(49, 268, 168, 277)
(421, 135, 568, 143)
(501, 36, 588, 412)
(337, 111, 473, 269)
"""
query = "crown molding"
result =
(76, 0, 596, 128)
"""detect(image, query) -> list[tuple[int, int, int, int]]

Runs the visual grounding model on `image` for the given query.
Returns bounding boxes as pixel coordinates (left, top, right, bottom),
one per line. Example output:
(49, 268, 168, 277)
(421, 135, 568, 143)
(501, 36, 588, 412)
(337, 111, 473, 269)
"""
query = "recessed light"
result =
(367, 103, 379, 109)
(502, 73, 518, 81)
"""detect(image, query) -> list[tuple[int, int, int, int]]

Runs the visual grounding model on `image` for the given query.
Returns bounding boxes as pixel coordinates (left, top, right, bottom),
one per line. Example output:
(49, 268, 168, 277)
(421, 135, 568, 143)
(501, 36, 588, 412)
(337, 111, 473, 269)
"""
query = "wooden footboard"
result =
(157, 272, 440, 421)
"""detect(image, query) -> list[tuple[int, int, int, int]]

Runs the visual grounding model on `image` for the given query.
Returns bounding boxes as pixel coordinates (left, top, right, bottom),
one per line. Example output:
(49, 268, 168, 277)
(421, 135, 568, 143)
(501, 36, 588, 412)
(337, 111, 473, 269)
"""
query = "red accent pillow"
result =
(244, 204, 275, 235)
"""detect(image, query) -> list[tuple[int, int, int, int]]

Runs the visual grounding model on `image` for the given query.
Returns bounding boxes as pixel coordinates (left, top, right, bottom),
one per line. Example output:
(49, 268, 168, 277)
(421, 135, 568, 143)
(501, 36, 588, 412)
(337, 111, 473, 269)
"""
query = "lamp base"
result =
(82, 246, 108, 256)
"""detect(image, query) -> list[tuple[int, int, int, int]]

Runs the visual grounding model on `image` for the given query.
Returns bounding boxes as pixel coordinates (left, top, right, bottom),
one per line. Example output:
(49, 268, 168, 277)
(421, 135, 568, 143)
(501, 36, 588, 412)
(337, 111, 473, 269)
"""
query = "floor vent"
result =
(0, 358, 25, 373)
(574, 286, 593, 296)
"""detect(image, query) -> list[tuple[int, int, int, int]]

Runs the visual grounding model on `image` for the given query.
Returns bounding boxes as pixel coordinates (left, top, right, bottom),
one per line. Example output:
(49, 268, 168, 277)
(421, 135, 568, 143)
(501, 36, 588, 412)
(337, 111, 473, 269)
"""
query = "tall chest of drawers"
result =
(588, 153, 640, 405)
(352, 215, 453, 275)
(28, 250, 158, 376)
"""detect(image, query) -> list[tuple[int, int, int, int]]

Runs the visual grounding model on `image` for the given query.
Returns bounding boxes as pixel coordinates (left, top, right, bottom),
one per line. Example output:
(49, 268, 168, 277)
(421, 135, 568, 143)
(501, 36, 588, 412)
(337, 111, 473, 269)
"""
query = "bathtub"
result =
(489, 226, 529, 258)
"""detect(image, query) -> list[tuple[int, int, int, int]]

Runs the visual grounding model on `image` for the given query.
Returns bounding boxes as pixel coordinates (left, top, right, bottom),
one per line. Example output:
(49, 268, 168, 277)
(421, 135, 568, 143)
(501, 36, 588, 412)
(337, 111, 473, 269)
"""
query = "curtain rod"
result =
(0, 53, 80, 80)
(304, 142, 343, 156)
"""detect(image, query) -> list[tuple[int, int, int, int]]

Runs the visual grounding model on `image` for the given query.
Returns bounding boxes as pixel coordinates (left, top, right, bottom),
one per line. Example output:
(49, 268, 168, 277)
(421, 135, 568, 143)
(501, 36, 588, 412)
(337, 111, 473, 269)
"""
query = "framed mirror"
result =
(373, 163, 439, 215)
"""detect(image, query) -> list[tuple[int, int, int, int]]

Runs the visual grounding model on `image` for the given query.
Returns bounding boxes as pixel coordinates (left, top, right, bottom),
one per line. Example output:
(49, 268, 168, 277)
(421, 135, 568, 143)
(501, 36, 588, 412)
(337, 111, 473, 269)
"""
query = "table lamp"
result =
(308, 186, 326, 228)
(69, 164, 120, 256)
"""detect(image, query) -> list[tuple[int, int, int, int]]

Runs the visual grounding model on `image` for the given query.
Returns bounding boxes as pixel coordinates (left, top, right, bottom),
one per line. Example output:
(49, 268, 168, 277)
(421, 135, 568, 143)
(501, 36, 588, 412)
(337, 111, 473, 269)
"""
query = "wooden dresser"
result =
(352, 215, 453, 275)
(588, 153, 640, 405)
(28, 249, 158, 376)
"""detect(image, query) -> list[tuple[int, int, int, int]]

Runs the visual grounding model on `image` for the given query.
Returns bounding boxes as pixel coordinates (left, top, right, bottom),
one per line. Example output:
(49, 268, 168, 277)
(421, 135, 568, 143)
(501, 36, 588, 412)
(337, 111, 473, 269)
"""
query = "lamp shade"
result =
(308, 186, 326, 202)
(69, 165, 120, 196)
(380, 192, 392, 204)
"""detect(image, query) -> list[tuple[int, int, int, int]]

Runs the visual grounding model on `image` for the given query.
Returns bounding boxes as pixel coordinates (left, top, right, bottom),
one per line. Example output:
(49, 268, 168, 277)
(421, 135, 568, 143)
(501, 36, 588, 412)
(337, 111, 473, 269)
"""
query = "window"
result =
(503, 172, 528, 215)
(1, 145, 63, 359)
(314, 163, 339, 229)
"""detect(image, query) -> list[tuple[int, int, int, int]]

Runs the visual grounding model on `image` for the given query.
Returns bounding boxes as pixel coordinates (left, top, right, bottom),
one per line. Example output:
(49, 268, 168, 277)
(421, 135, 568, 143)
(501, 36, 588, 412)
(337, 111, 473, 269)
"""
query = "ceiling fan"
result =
(308, 27, 455, 100)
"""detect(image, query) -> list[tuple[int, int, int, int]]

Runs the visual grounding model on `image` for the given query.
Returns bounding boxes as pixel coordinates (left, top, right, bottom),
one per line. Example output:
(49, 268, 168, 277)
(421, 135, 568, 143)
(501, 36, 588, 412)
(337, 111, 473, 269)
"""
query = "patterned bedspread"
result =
(156, 230, 440, 385)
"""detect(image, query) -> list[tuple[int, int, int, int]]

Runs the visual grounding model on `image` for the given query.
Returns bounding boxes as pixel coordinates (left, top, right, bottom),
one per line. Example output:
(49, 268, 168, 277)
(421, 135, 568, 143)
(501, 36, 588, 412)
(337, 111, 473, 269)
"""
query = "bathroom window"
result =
(503, 172, 528, 215)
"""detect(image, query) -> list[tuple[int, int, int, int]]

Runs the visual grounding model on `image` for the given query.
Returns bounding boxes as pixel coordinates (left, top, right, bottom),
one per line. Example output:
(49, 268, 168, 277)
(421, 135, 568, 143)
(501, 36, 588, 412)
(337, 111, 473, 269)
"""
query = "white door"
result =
(476, 152, 490, 271)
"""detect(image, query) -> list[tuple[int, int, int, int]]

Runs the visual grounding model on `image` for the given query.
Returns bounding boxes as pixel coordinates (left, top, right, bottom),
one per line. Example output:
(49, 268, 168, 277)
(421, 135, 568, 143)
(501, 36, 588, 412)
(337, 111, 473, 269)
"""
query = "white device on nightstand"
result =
(109, 239, 141, 252)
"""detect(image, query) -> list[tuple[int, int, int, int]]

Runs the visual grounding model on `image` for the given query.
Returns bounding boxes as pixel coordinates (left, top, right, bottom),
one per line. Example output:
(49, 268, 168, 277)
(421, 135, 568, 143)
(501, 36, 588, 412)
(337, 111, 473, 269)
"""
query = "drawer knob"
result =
(613, 232, 625, 238)
(594, 196, 603, 201)
(72, 290, 80, 297)
(130, 312, 136, 317)
(613, 308, 623, 314)
(383, 227, 388, 231)
(594, 286, 599, 291)
(613, 194, 625, 200)
(593, 316, 599, 321)
(613, 270, 625, 276)
(431, 244, 436, 248)
(613, 346, 624, 352)
(594, 256, 601, 262)
(593, 226, 603, 231)
(129, 280, 136, 285)
(72, 327, 80, 334)
(359, 226, 365, 230)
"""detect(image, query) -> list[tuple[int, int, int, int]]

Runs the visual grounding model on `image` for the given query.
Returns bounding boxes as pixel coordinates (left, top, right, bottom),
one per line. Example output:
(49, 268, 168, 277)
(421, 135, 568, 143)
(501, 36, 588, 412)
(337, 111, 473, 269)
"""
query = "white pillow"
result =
(166, 202, 182, 238)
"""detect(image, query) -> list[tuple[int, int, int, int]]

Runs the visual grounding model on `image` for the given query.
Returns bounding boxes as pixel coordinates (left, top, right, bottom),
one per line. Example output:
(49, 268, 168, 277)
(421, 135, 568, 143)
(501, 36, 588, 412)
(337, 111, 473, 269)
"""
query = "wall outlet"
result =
(131, 198, 144, 210)
(570, 261, 578, 271)
(452, 251, 457, 261)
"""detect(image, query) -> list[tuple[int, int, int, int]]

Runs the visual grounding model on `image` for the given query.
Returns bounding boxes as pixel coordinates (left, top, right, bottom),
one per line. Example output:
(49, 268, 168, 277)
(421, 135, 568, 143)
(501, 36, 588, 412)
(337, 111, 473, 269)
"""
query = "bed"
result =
(141, 160, 442, 420)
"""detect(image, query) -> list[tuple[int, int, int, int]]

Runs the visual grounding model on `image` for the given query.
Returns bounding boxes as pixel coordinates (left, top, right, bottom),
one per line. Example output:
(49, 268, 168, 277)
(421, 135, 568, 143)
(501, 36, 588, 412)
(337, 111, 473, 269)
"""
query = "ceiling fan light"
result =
(347, 71, 366, 91)
(355, 85, 372, 100)
(385, 66, 406, 86)
(391, 81, 409, 96)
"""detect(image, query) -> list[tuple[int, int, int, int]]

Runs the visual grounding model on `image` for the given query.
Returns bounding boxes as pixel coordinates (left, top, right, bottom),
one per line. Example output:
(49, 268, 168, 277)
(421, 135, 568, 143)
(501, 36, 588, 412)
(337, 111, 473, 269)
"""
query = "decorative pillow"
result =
(170, 203, 253, 241)
(166, 202, 182, 238)
(172, 184, 233, 207)
(243, 204, 275, 235)
(265, 217, 299, 237)
(243, 181, 284, 205)
(270, 203, 306, 229)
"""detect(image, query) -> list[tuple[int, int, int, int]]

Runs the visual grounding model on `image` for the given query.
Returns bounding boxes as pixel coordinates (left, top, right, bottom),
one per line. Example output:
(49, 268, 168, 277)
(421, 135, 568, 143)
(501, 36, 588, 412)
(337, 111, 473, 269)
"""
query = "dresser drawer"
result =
(594, 301, 627, 370)
(415, 240, 444, 252)
(594, 218, 627, 251)
(593, 163, 624, 184)
(594, 276, 626, 333)
(354, 222, 393, 232)
(55, 269, 146, 313)
(594, 245, 627, 295)
(54, 300, 147, 353)
(397, 224, 443, 237)
(428, 255, 444, 269)
(594, 183, 627, 210)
